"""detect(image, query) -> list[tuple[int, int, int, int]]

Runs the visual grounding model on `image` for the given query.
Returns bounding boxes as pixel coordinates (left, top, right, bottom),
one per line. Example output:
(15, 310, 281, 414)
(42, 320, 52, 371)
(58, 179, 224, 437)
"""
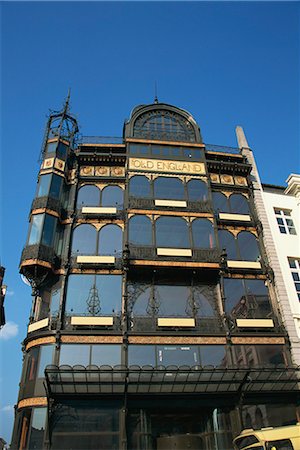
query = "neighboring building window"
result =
(274, 209, 296, 235)
(288, 258, 300, 301)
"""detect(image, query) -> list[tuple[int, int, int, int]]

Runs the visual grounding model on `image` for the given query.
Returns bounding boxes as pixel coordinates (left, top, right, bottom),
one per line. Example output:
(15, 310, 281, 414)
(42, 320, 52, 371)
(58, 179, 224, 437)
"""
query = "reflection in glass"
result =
(28, 215, 43, 245)
(194, 286, 215, 317)
(158, 346, 199, 366)
(218, 230, 237, 259)
(37, 345, 54, 377)
(187, 179, 208, 201)
(99, 225, 122, 255)
(37, 174, 51, 197)
(77, 185, 100, 207)
(128, 284, 152, 316)
(128, 345, 156, 366)
(156, 285, 190, 317)
(59, 344, 90, 366)
(28, 408, 47, 450)
(41, 215, 57, 246)
(154, 177, 185, 200)
(192, 219, 215, 248)
(50, 289, 60, 317)
(156, 217, 189, 248)
(200, 346, 226, 367)
(46, 142, 57, 153)
(102, 186, 123, 208)
(129, 175, 151, 198)
(129, 216, 152, 246)
(91, 345, 121, 366)
(49, 174, 63, 199)
(238, 232, 260, 261)
(213, 192, 229, 213)
(230, 194, 249, 214)
(71, 224, 97, 255)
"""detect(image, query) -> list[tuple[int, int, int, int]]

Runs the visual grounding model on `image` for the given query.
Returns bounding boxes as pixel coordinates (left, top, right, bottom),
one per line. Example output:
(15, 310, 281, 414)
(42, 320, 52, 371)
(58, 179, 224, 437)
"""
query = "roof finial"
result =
(154, 81, 158, 104)
(63, 88, 71, 114)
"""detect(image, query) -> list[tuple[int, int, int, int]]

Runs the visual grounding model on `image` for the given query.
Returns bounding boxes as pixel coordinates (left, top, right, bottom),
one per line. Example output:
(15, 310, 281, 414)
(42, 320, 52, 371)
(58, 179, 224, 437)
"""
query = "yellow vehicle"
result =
(233, 423, 300, 450)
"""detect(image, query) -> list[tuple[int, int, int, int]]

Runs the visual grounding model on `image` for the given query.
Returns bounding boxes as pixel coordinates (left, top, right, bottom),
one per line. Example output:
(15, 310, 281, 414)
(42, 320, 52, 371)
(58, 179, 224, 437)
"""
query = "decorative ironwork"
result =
(31, 197, 66, 218)
(128, 246, 220, 263)
(21, 244, 58, 266)
(86, 283, 101, 315)
(128, 197, 213, 213)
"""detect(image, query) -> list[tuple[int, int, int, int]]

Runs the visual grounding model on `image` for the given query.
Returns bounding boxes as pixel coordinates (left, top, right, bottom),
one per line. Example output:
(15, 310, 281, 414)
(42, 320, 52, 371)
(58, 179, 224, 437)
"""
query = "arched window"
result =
(154, 177, 185, 200)
(129, 176, 151, 198)
(229, 194, 249, 214)
(237, 231, 260, 261)
(156, 217, 189, 248)
(187, 179, 208, 202)
(102, 186, 123, 208)
(218, 230, 237, 260)
(129, 216, 152, 246)
(99, 224, 122, 255)
(77, 185, 100, 207)
(192, 219, 215, 248)
(71, 224, 97, 255)
(156, 285, 190, 317)
(212, 192, 229, 213)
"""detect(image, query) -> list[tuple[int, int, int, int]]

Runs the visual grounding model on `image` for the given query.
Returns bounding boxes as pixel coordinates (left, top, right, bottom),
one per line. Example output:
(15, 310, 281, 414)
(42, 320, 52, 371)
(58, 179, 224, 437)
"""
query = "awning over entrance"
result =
(45, 364, 300, 397)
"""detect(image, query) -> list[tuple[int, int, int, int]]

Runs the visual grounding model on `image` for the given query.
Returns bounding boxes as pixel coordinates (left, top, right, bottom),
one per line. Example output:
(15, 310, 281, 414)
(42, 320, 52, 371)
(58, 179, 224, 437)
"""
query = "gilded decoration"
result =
(18, 397, 47, 410)
(80, 166, 125, 177)
(111, 166, 125, 177)
(61, 335, 122, 344)
(26, 336, 56, 351)
(54, 158, 65, 172)
(80, 166, 95, 176)
(220, 174, 234, 185)
(210, 173, 220, 183)
(95, 166, 110, 176)
(129, 158, 205, 175)
(235, 176, 248, 186)
(43, 158, 54, 170)
(128, 336, 226, 345)
(210, 174, 248, 187)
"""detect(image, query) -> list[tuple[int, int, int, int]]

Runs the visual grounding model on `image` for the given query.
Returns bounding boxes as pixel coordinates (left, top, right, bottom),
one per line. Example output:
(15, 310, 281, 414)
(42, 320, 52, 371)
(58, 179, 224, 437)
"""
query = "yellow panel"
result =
(28, 318, 49, 333)
(236, 319, 274, 328)
(43, 158, 54, 169)
(157, 318, 195, 327)
(129, 158, 205, 175)
(77, 256, 115, 264)
(81, 207, 117, 214)
(157, 248, 192, 257)
(54, 158, 65, 172)
(71, 316, 114, 326)
(227, 260, 261, 269)
(154, 199, 187, 208)
(218, 213, 251, 222)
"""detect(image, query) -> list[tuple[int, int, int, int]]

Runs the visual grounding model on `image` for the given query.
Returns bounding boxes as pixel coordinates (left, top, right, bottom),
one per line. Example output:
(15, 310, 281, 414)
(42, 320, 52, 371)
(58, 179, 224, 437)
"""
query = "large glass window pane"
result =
(71, 224, 97, 255)
(129, 176, 151, 198)
(57, 142, 68, 158)
(37, 345, 54, 377)
(49, 174, 63, 199)
(223, 278, 246, 316)
(194, 286, 216, 317)
(26, 347, 39, 382)
(218, 230, 237, 259)
(129, 216, 152, 246)
(238, 231, 260, 261)
(156, 217, 189, 248)
(99, 225, 122, 255)
(46, 141, 57, 154)
(102, 186, 123, 208)
(213, 192, 229, 213)
(65, 274, 122, 316)
(50, 288, 60, 318)
(192, 219, 215, 248)
(244, 279, 271, 317)
(156, 285, 190, 317)
(157, 346, 199, 366)
(229, 194, 249, 214)
(41, 215, 57, 246)
(37, 174, 51, 197)
(77, 185, 100, 207)
(199, 346, 226, 367)
(129, 283, 152, 316)
(28, 215, 43, 245)
(59, 344, 90, 366)
(91, 345, 121, 366)
(187, 179, 208, 201)
(28, 408, 47, 450)
(128, 345, 156, 366)
(154, 177, 185, 200)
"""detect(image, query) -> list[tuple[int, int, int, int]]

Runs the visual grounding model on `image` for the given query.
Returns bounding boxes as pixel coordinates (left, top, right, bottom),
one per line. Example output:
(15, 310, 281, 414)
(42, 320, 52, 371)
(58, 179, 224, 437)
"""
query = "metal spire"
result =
(154, 81, 158, 104)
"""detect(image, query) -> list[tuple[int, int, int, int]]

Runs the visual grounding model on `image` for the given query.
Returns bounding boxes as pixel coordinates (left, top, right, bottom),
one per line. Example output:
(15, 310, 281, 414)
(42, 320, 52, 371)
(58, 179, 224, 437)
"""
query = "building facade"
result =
(11, 100, 299, 450)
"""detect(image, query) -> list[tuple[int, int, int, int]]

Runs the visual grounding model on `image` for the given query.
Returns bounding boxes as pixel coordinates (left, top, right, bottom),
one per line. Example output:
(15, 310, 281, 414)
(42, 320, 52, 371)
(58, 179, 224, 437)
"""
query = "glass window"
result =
(57, 142, 68, 158)
(192, 219, 215, 248)
(129, 176, 151, 198)
(91, 345, 121, 366)
(65, 274, 122, 316)
(77, 185, 100, 207)
(28, 215, 43, 245)
(223, 278, 247, 317)
(237, 231, 260, 261)
(154, 177, 185, 200)
(274, 209, 296, 235)
(288, 258, 300, 301)
(187, 179, 208, 201)
(28, 408, 47, 450)
(193, 286, 216, 317)
(102, 186, 123, 208)
(128, 283, 152, 316)
(156, 285, 190, 317)
(218, 230, 237, 259)
(59, 344, 90, 366)
(37, 345, 54, 377)
(200, 346, 226, 367)
(157, 346, 199, 366)
(156, 217, 189, 248)
(129, 216, 152, 246)
(71, 224, 97, 255)
(229, 194, 249, 214)
(99, 224, 122, 255)
(41, 214, 57, 246)
(46, 141, 57, 153)
(26, 347, 39, 382)
(37, 174, 51, 197)
(49, 174, 63, 199)
(50, 288, 60, 317)
(128, 345, 156, 366)
(213, 192, 229, 213)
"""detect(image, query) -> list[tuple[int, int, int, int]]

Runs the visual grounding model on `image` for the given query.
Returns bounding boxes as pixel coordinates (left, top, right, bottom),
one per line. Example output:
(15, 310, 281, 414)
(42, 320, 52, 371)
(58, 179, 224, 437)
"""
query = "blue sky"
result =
(1, 1, 299, 444)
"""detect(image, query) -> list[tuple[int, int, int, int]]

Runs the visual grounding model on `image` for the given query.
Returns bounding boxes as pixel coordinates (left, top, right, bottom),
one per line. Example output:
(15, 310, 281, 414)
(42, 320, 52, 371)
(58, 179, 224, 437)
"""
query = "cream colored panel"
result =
(28, 318, 49, 333)
(129, 158, 205, 175)
(154, 200, 187, 208)
(236, 319, 274, 328)
(71, 316, 114, 326)
(54, 158, 65, 172)
(218, 213, 251, 222)
(157, 318, 195, 327)
(81, 207, 117, 214)
(227, 260, 261, 269)
(77, 256, 115, 264)
(43, 158, 54, 169)
(157, 248, 192, 257)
